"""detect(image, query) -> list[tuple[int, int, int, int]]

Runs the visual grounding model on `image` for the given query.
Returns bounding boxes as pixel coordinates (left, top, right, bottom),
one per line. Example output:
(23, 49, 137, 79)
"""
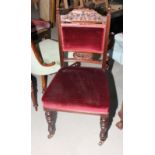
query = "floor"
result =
(31, 61, 123, 155)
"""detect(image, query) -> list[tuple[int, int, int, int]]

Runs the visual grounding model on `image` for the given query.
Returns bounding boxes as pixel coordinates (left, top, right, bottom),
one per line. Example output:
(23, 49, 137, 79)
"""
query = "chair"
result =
(31, 19, 51, 43)
(31, 39, 61, 111)
(42, 5, 111, 145)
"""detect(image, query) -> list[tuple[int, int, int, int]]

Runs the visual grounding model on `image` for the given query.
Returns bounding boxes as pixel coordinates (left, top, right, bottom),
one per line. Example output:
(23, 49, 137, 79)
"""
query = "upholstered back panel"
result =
(61, 24, 106, 53)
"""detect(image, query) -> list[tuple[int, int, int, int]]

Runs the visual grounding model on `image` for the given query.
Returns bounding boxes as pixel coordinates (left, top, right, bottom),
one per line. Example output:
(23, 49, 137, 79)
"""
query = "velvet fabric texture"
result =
(42, 67, 110, 114)
(61, 26, 105, 53)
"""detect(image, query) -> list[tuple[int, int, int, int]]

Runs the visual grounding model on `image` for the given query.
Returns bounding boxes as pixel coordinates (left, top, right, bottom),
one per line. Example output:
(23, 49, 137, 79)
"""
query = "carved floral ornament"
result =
(61, 8, 106, 23)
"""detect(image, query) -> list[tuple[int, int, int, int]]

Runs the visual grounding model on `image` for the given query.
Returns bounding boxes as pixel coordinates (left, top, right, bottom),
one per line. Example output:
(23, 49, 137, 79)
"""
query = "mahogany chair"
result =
(42, 5, 112, 145)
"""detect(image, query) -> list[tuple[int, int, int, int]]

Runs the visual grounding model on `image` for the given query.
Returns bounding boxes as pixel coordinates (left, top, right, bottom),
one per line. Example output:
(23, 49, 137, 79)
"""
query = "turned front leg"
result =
(45, 111, 57, 139)
(99, 114, 109, 145)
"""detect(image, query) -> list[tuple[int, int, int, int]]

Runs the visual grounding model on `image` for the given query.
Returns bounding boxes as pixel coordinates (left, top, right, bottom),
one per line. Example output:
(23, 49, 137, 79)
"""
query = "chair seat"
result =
(42, 67, 110, 115)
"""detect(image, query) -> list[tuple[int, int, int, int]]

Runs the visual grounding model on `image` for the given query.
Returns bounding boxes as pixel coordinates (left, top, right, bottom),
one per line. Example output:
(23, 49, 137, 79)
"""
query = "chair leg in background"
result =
(41, 75, 47, 93)
(31, 80, 38, 111)
(45, 111, 57, 139)
(99, 114, 109, 145)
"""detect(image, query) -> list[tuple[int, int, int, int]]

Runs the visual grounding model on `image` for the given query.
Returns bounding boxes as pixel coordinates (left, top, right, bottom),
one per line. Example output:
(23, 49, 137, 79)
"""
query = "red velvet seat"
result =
(42, 67, 110, 114)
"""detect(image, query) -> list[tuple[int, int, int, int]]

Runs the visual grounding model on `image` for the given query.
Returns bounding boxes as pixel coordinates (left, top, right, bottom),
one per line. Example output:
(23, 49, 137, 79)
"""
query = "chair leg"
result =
(99, 114, 109, 145)
(41, 75, 47, 93)
(31, 80, 38, 111)
(45, 111, 57, 139)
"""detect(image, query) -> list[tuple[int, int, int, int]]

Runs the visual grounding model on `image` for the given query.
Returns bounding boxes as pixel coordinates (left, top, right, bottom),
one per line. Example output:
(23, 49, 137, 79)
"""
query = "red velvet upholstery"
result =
(61, 24, 105, 53)
(42, 67, 110, 114)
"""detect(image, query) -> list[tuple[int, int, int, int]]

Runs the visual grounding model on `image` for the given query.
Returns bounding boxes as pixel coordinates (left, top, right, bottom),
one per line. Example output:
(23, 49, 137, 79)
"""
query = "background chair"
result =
(31, 40, 61, 111)
(42, 5, 112, 145)
(31, 19, 51, 43)
(31, 0, 56, 43)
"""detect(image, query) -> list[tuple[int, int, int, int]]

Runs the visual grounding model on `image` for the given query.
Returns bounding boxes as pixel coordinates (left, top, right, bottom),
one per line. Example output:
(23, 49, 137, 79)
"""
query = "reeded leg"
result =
(45, 111, 57, 139)
(99, 114, 109, 145)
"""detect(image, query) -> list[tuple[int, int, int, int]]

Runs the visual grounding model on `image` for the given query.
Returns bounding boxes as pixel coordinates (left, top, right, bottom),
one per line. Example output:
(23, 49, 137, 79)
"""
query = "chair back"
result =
(56, 4, 111, 69)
